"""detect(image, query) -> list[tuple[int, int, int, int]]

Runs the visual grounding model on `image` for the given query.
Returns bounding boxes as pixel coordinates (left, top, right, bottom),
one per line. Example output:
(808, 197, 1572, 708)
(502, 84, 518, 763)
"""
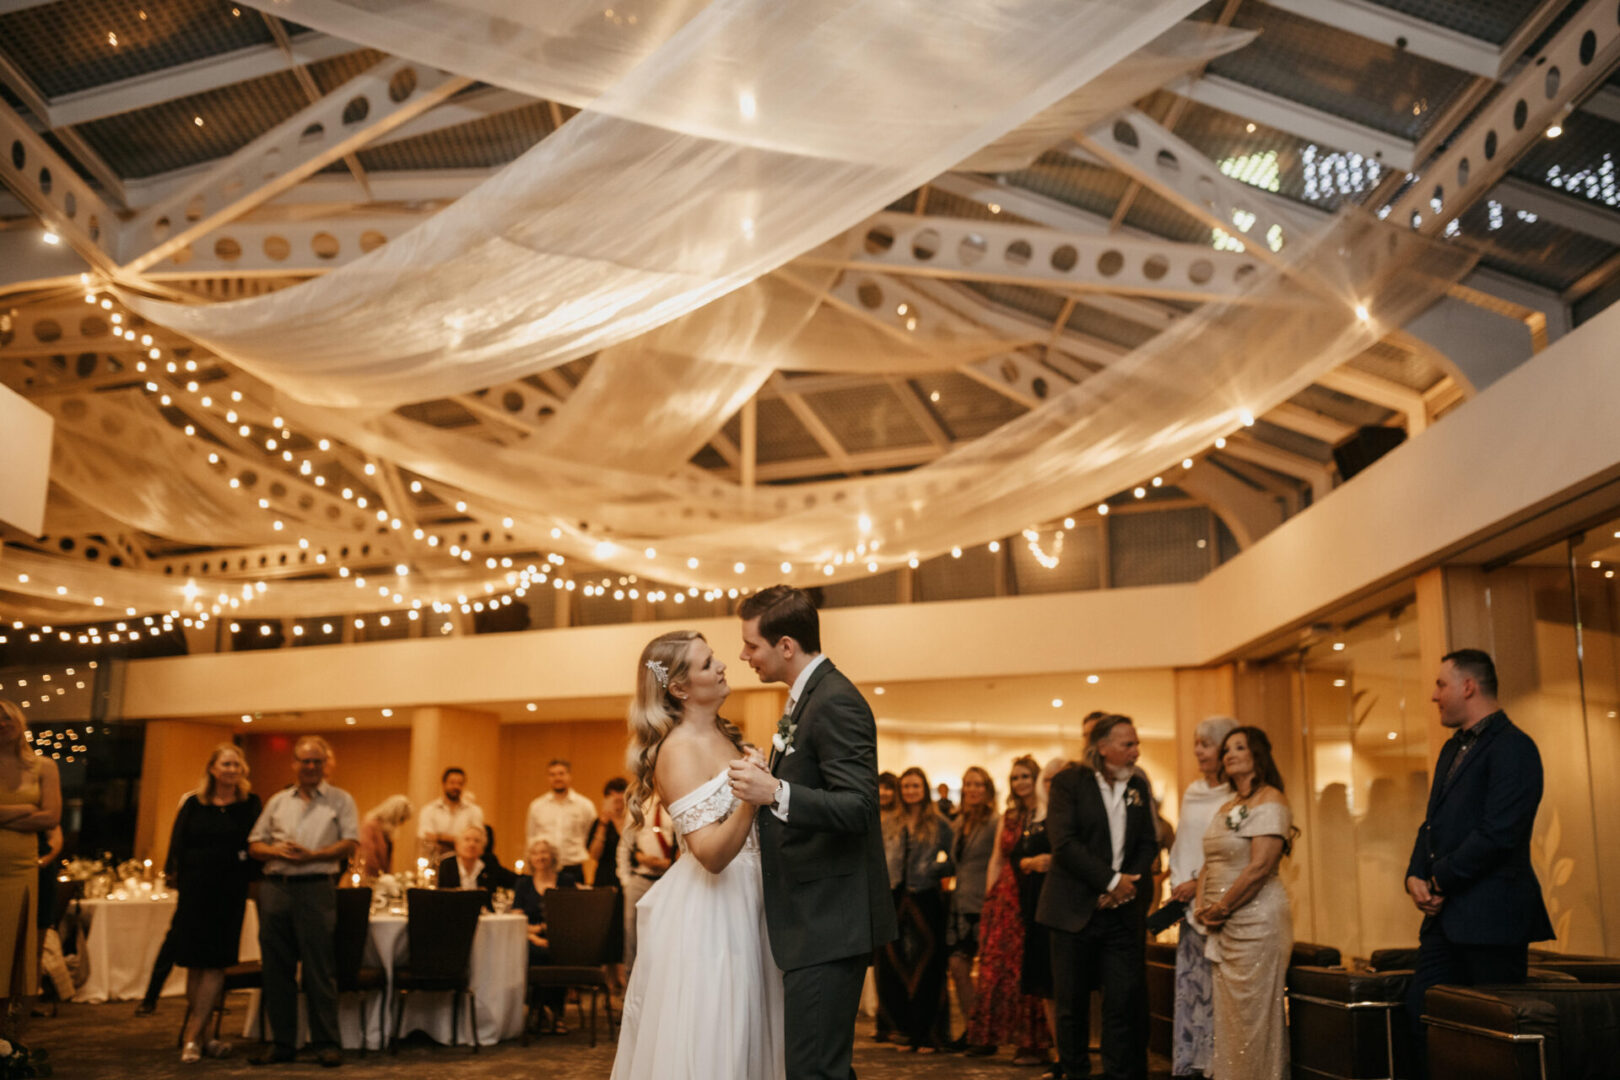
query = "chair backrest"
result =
(334, 886, 372, 982)
(543, 887, 617, 967)
(404, 888, 485, 980)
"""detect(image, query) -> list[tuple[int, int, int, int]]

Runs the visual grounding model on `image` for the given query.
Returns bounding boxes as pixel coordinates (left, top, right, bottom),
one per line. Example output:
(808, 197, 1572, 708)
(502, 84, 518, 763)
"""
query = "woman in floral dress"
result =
(963, 756, 1051, 1063)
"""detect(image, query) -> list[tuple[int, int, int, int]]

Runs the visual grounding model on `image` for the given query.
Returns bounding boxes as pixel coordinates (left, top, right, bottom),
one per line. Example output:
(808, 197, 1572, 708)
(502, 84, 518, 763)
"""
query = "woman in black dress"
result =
(167, 744, 260, 1063)
(1014, 756, 1069, 1041)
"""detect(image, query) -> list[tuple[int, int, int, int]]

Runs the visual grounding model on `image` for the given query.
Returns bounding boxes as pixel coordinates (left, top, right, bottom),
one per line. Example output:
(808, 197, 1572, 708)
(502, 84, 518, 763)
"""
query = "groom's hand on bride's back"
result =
(728, 757, 777, 805)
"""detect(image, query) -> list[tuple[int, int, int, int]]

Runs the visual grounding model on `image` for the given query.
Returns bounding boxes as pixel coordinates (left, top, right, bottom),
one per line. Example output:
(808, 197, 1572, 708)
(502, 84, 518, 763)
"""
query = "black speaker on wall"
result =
(1333, 425, 1406, 481)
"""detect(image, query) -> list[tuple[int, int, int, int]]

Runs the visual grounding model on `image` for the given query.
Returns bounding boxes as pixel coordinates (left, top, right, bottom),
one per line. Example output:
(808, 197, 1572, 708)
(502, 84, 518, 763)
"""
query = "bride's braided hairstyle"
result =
(625, 630, 746, 828)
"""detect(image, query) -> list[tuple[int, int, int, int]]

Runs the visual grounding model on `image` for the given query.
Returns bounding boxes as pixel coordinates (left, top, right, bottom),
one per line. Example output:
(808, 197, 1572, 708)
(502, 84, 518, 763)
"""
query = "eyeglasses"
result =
(295, 756, 327, 766)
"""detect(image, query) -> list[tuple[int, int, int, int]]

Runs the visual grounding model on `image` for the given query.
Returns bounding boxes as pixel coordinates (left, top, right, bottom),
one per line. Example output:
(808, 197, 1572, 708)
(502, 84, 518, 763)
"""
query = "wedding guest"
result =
(935, 782, 956, 820)
(353, 794, 412, 881)
(1195, 727, 1296, 1080)
(1015, 757, 1067, 1043)
(1040, 716, 1157, 1080)
(945, 766, 996, 1051)
(0, 699, 62, 1035)
(617, 798, 674, 974)
(168, 743, 262, 1063)
(874, 770, 904, 1043)
(963, 755, 1051, 1064)
(417, 767, 484, 864)
(525, 759, 596, 886)
(36, 826, 75, 1005)
(1164, 716, 1236, 1079)
(516, 838, 571, 1032)
(1404, 651, 1552, 1079)
(877, 767, 955, 1053)
(436, 824, 516, 902)
(247, 735, 359, 1068)
(587, 778, 627, 887)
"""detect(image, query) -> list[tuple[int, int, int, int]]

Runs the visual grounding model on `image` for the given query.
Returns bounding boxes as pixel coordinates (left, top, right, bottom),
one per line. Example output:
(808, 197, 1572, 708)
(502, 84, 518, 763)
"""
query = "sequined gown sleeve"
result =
(1201, 801, 1293, 1080)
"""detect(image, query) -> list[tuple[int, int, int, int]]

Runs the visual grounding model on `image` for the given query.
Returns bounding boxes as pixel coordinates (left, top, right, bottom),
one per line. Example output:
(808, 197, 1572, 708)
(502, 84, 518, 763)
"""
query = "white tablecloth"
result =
(246, 911, 527, 1049)
(72, 896, 260, 1004)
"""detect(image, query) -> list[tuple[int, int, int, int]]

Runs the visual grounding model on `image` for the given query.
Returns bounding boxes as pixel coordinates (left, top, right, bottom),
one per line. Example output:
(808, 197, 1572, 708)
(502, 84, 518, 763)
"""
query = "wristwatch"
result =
(768, 779, 784, 813)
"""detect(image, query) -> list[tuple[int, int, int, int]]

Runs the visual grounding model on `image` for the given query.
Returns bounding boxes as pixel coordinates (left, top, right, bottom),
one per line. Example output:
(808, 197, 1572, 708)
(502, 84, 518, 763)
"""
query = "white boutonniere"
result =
(771, 733, 787, 752)
(1226, 804, 1249, 831)
(1125, 787, 1143, 809)
(773, 714, 799, 757)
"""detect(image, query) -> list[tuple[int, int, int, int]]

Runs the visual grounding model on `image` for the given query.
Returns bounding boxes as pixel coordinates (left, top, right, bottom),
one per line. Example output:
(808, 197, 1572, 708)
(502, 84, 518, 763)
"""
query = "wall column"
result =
(407, 705, 502, 866)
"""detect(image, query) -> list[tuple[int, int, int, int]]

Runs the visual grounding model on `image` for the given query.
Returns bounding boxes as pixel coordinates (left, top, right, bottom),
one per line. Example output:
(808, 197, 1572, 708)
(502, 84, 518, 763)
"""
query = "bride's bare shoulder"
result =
(653, 730, 726, 805)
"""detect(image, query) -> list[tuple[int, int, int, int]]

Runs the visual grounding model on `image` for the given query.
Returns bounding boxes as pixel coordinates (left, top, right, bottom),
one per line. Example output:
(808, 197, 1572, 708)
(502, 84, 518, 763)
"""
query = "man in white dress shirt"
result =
(417, 766, 485, 863)
(525, 759, 596, 886)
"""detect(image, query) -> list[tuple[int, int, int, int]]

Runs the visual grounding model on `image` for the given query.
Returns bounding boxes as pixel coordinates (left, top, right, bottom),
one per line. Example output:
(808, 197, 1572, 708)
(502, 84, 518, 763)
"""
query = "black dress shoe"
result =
(965, 1043, 997, 1057)
(133, 1000, 157, 1017)
(943, 1035, 970, 1053)
(317, 1048, 343, 1068)
(248, 1047, 298, 1067)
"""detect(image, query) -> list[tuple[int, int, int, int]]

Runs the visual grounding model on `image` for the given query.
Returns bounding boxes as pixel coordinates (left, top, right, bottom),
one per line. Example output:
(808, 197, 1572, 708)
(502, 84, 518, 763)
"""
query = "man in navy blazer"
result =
(1038, 715, 1159, 1080)
(1405, 649, 1553, 1074)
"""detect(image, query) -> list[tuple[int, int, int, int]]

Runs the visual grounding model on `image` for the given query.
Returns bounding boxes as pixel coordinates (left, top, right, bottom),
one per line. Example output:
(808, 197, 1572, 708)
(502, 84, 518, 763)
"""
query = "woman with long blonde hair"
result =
(165, 742, 261, 1062)
(611, 630, 783, 1080)
(0, 699, 60, 1034)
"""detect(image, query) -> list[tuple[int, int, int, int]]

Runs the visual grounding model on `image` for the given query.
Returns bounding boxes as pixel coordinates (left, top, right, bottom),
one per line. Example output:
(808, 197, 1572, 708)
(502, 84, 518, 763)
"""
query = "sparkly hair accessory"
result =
(645, 658, 669, 687)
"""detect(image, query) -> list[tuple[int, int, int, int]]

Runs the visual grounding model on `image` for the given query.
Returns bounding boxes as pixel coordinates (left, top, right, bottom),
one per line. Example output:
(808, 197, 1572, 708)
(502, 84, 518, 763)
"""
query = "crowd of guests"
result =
(0, 647, 1552, 1078)
(873, 710, 1299, 1080)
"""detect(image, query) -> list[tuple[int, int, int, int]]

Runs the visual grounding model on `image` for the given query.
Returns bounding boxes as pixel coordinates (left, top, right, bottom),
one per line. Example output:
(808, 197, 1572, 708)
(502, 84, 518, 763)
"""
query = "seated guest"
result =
(436, 824, 515, 902)
(516, 838, 570, 1032)
(353, 794, 412, 881)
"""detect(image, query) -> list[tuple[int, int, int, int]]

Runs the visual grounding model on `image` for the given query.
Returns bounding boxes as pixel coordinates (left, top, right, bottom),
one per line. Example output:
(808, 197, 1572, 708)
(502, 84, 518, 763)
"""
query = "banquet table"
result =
(245, 910, 527, 1049)
(72, 895, 260, 1004)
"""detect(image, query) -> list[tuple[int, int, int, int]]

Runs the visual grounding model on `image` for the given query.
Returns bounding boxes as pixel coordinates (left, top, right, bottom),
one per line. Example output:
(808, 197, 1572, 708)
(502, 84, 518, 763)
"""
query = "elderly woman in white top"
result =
(1164, 715, 1236, 1079)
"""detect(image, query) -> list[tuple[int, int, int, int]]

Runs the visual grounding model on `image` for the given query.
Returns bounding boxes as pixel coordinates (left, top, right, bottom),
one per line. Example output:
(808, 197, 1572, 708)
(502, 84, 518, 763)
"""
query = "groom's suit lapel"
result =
(771, 659, 835, 776)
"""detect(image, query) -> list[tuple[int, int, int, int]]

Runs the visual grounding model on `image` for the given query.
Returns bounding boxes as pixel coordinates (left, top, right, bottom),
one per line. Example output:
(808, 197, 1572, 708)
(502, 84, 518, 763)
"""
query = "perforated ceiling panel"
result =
(1510, 110, 1620, 216)
(1363, 0, 1548, 45)
(1451, 194, 1620, 291)
(1171, 99, 1382, 212)
(0, 0, 280, 99)
(1345, 340, 1446, 392)
(73, 48, 383, 178)
(905, 372, 1026, 441)
(1289, 385, 1398, 428)
(1205, 0, 1478, 142)
(1003, 154, 1133, 222)
(358, 102, 555, 172)
(1250, 419, 1334, 462)
(800, 383, 931, 455)
(1120, 185, 1217, 244)
(744, 398, 825, 466)
(1108, 507, 1213, 588)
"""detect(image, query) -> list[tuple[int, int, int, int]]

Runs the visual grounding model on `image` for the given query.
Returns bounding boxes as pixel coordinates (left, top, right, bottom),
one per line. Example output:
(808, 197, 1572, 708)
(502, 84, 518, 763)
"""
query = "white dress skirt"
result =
(610, 769, 785, 1080)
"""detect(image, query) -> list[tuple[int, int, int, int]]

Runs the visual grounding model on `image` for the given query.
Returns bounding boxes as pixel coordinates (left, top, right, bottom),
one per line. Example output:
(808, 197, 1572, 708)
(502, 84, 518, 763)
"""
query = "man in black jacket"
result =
(729, 585, 897, 1080)
(1037, 715, 1158, 1080)
(1405, 649, 1553, 1074)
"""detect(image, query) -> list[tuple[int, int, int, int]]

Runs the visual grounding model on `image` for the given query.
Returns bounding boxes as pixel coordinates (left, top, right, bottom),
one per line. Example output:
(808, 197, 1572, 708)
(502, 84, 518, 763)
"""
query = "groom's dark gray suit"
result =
(756, 658, 897, 1080)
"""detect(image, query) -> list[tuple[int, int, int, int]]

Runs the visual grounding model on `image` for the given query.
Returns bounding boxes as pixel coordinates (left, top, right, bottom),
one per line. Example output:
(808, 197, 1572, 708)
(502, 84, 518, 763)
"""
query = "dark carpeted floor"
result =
(20, 994, 1175, 1079)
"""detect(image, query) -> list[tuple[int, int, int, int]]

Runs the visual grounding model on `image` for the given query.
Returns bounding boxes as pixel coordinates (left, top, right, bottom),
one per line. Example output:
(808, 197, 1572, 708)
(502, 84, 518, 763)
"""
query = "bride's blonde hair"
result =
(626, 630, 745, 828)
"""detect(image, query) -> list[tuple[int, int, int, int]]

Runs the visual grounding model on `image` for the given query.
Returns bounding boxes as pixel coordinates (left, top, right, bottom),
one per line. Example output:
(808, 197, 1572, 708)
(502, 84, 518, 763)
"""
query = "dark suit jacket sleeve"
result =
(781, 686, 880, 834)
(1431, 734, 1544, 895)
(1047, 770, 1117, 894)
(436, 855, 458, 887)
(1406, 820, 1430, 882)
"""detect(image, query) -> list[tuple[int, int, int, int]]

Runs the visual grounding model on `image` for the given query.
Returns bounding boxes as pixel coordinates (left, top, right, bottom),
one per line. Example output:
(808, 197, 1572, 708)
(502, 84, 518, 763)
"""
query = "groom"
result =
(728, 585, 897, 1080)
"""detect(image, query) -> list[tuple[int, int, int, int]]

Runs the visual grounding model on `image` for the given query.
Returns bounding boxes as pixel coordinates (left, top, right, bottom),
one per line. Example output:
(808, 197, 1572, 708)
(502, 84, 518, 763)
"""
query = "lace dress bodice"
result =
(666, 769, 757, 855)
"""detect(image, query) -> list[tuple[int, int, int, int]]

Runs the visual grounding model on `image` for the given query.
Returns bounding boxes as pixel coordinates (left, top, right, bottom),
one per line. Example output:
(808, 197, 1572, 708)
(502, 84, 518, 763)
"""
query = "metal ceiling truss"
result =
(0, 95, 122, 274)
(1315, 366, 1428, 432)
(144, 210, 437, 277)
(1493, 176, 1620, 247)
(1077, 109, 1308, 273)
(1176, 460, 1285, 548)
(1184, 74, 1417, 171)
(1386, 0, 1620, 238)
(121, 56, 471, 274)
(821, 211, 1264, 303)
(0, 47, 128, 207)
(1218, 433, 1333, 502)
(1264, 0, 1546, 80)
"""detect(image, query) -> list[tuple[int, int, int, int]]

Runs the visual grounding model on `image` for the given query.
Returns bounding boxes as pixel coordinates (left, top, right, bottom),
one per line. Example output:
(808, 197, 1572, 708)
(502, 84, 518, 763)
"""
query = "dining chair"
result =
(388, 888, 487, 1053)
(522, 886, 619, 1048)
(334, 886, 386, 1054)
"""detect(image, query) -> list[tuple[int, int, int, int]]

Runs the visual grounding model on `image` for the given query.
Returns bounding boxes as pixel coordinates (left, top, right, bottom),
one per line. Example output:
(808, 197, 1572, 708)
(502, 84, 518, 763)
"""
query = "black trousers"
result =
(1407, 928, 1528, 1079)
(258, 877, 340, 1052)
(1050, 908, 1147, 1080)
(141, 919, 178, 1005)
(783, 952, 868, 1080)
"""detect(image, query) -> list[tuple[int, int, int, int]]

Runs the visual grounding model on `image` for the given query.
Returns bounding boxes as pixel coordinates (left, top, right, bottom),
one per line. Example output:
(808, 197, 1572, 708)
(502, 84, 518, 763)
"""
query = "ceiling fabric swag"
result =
(117, 0, 1205, 409)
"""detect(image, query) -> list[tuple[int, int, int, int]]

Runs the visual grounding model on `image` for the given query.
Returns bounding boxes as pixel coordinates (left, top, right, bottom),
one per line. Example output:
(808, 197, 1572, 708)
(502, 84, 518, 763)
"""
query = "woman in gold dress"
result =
(0, 700, 62, 1033)
(1194, 726, 1295, 1080)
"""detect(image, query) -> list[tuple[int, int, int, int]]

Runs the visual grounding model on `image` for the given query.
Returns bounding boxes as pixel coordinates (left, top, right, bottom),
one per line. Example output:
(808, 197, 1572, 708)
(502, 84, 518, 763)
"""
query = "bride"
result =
(610, 630, 785, 1080)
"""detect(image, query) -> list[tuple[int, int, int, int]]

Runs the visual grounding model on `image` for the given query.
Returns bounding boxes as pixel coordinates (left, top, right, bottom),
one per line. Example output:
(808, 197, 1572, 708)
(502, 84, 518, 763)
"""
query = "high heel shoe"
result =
(180, 1042, 203, 1064)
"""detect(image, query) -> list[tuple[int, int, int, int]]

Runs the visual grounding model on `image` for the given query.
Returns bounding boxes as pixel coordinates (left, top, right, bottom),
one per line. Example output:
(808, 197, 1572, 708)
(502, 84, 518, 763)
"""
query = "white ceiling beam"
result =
(1493, 177, 1620, 247)
(0, 100, 122, 274)
(47, 33, 360, 128)
(1184, 75, 1415, 171)
(1265, 402, 1356, 444)
(752, 445, 943, 483)
(124, 166, 493, 214)
(0, 48, 128, 208)
(767, 374, 853, 472)
(120, 57, 471, 274)
(1316, 367, 1427, 433)
(1219, 435, 1334, 502)
(366, 87, 539, 148)
(1264, 0, 1502, 78)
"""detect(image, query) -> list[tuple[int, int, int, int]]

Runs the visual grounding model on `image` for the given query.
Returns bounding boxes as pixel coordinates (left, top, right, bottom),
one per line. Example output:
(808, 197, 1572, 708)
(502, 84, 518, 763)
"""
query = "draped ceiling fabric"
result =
(119, 0, 1213, 408)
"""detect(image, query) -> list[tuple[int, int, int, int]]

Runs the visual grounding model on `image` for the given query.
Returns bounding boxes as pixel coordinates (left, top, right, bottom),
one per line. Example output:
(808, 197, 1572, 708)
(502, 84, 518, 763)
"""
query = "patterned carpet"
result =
(21, 995, 1175, 1079)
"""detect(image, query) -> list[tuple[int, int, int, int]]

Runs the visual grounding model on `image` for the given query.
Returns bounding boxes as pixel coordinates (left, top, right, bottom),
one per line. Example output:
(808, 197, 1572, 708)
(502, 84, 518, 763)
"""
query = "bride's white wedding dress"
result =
(610, 768, 785, 1080)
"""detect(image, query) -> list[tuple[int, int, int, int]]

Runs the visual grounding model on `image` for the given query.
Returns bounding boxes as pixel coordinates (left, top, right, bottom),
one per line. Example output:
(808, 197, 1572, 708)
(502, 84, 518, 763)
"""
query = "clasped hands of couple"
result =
(726, 746, 778, 806)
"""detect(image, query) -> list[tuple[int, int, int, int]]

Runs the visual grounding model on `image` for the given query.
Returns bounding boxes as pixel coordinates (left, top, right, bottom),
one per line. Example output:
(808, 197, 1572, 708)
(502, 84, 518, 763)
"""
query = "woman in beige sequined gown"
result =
(1195, 726, 1294, 1080)
(0, 699, 63, 1029)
